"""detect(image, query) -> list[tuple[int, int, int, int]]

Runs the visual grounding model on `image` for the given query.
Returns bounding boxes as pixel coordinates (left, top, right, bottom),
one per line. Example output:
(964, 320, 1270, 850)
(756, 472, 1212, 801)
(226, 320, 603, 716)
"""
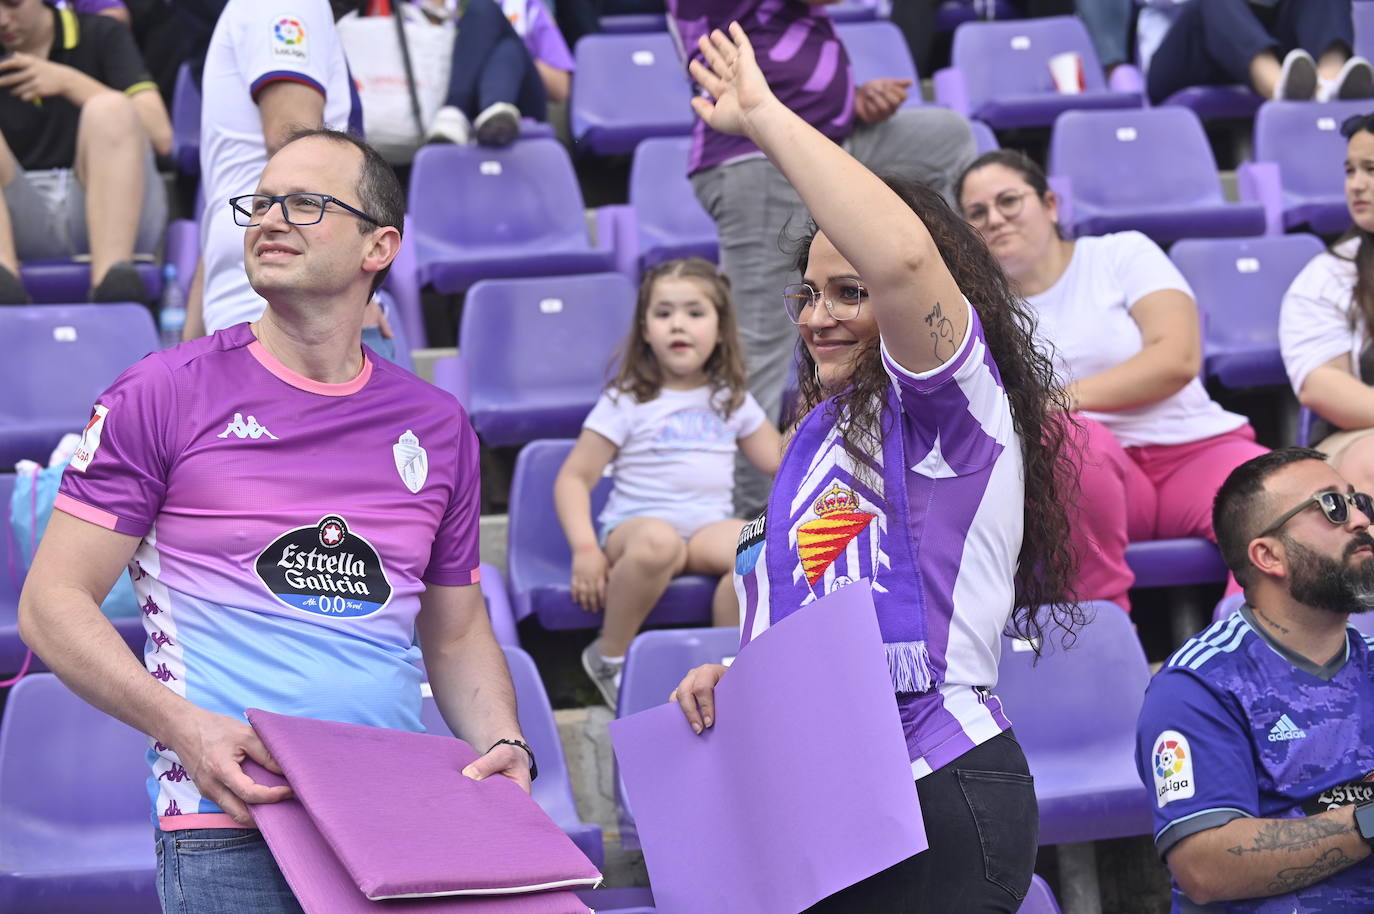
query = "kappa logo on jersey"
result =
(70, 404, 110, 472)
(1268, 713, 1308, 742)
(218, 413, 278, 440)
(255, 515, 393, 617)
(1152, 730, 1195, 807)
(271, 15, 308, 62)
(393, 430, 428, 493)
(735, 512, 766, 575)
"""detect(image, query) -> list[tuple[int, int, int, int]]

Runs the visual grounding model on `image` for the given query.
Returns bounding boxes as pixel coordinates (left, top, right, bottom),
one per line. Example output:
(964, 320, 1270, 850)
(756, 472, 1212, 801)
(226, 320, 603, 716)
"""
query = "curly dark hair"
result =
(1335, 119, 1374, 336)
(792, 176, 1083, 651)
(610, 257, 750, 418)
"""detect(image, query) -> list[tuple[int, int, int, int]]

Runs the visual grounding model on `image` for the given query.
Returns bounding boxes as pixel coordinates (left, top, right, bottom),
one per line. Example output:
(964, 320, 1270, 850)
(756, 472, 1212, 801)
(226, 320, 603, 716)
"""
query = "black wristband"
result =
(489, 738, 538, 781)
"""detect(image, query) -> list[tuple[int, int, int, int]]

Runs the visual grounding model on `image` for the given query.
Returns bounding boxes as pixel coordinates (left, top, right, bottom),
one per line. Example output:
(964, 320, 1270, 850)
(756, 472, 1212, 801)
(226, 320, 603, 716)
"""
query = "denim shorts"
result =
(155, 827, 303, 914)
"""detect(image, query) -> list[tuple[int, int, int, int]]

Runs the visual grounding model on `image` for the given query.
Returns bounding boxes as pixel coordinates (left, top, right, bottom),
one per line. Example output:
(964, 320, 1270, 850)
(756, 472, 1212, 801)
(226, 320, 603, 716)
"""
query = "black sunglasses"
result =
(1256, 490, 1374, 539)
(1340, 113, 1374, 139)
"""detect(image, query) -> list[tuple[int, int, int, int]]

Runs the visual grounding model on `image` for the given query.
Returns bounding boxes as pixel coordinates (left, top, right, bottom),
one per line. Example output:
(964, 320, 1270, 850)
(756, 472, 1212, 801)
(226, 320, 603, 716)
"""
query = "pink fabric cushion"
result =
(245, 709, 601, 901)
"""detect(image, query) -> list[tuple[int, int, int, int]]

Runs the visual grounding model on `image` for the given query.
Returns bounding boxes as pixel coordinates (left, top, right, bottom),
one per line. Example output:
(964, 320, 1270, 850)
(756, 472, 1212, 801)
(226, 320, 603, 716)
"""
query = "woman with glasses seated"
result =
(1282, 112, 1374, 496)
(956, 150, 1267, 613)
(671, 25, 1079, 909)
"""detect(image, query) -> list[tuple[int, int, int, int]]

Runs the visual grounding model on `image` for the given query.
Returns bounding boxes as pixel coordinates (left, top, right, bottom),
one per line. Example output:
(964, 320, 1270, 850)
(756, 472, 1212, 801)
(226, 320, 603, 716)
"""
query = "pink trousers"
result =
(1067, 418, 1266, 612)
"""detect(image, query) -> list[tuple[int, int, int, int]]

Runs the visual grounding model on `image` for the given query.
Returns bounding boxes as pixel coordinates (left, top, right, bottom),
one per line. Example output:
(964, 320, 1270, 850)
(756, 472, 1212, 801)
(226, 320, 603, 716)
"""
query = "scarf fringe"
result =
(885, 640, 933, 694)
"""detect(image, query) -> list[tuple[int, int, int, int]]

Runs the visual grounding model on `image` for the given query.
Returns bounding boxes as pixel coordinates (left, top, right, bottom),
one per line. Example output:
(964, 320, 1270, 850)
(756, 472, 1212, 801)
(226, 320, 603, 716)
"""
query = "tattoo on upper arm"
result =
(1265, 847, 1357, 894)
(1226, 817, 1355, 856)
(924, 301, 956, 362)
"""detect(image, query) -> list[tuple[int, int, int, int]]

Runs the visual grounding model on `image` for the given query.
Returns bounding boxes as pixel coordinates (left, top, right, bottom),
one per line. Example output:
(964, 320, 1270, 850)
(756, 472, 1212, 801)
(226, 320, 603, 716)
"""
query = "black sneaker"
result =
(90, 261, 149, 304)
(474, 102, 521, 147)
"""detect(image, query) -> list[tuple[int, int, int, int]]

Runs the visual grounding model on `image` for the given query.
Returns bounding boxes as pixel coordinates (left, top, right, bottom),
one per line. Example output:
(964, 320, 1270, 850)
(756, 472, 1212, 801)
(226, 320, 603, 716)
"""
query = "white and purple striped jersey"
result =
(57, 324, 482, 830)
(734, 299, 1025, 778)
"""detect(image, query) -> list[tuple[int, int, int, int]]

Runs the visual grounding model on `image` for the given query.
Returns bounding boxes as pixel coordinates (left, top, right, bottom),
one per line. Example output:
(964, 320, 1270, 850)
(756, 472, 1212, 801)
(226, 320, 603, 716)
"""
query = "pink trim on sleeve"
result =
(248, 341, 373, 396)
(53, 493, 122, 531)
(423, 567, 482, 587)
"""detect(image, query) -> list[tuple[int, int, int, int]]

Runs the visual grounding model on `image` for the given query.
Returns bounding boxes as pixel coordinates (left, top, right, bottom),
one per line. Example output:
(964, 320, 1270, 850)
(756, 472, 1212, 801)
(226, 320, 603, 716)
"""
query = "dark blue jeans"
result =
(445, 0, 547, 121)
(155, 827, 303, 914)
(804, 729, 1039, 913)
(1147, 0, 1356, 104)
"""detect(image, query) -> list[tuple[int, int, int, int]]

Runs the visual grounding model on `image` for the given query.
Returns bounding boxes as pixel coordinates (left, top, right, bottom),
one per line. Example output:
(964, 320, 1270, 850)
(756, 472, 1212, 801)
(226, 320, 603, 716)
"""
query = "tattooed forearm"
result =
(1265, 847, 1359, 894)
(1228, 817, 1355, 856)
(924, 301, 956, 361)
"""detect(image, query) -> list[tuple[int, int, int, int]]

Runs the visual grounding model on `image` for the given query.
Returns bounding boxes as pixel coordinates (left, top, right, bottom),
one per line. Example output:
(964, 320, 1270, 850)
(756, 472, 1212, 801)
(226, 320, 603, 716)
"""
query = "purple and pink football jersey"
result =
(57, 324, 482, 830)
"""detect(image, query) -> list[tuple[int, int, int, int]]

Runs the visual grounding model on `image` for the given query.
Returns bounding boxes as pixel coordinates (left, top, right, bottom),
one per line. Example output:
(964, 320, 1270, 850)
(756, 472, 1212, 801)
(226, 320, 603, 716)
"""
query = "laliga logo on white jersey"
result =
(393, 430, 428, 493)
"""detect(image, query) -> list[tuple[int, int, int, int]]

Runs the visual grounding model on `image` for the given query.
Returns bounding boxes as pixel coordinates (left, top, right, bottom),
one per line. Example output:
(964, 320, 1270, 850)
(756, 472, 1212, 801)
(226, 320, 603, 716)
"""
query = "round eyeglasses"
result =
(229, 193, 382, 228)
(962, 190, 1030, 228)
(1256, 490, 1374, 539)
(782, 278, 867, 324)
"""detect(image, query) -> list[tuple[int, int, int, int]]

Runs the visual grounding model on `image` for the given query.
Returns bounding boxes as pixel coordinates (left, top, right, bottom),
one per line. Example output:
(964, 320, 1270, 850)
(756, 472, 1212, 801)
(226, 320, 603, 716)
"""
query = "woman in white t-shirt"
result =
(553, 257, 781, 710)
(957, 150, 1266, 611)
(1281, 113, 1374, 493)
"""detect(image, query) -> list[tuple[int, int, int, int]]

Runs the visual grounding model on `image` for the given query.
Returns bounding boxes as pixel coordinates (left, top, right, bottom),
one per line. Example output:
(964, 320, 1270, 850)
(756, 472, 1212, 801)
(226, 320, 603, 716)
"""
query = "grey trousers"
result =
(690, 106, 977, 513)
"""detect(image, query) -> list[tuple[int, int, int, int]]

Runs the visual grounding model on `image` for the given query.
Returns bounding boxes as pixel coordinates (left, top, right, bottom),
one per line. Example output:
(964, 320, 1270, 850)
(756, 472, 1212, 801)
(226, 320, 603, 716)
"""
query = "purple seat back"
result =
(1017, 874, 1063, 914)
(1171, 234, 1324, 390)
(951, 16, 1139, 128)
(172, 62, 201, 177)
(997, 601, 1153, 845)
(970, 118, 999, 153)
(935, 0, 1020, 32)
(615, 627, 740, 848)
(430, 355, 470, 410)
(460, 273, 635, 447)
(0, 304, 158, 467)
(409, 141, 613, 293)
(21, 261, 161, 305)
(836, 21, 922, 103)
(419, 646, 603, 868)
(570, 33, 694, 156)
(381, 215, 427, 350)
(479, 562, 520, 648)
(824, 0, 878, 22)
(599, 13, 666, 32)
(507, 440, 715, 629)
(1358, 1, 1374, 62)
(1050, 107, 1266, 244)
(1253, 100, 1368, 234)
(0, 673, 159, 914)
(164, 219, 199, 299)
(1124, 538, 1228, 589)
(1160, 85, 1262, 122)
(629, 137, 718, 270)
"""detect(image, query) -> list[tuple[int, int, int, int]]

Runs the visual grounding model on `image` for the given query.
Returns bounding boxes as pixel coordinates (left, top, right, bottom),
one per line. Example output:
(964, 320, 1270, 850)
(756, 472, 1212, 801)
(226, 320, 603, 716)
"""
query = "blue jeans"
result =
(445, 0, 547, 120)
(155, 827, 304, 914)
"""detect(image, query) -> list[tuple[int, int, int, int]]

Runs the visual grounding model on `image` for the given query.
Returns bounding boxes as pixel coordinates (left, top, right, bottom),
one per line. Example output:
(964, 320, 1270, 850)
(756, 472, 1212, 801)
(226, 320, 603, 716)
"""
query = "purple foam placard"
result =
(244, 759, 590, 914)
(608, 583, 926, 914)
(244, 711, 601, 900)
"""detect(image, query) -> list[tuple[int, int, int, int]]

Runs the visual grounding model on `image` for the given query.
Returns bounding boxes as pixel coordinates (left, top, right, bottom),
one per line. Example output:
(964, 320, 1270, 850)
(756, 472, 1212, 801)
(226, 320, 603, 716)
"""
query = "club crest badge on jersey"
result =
(393, 430, 428, 493)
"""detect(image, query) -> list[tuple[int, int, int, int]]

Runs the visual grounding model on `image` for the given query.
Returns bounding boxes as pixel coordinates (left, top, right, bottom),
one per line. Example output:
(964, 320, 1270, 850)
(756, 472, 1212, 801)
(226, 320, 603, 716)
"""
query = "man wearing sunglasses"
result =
(1136, 447, 1374, 912)
(18, 129, 533, 914)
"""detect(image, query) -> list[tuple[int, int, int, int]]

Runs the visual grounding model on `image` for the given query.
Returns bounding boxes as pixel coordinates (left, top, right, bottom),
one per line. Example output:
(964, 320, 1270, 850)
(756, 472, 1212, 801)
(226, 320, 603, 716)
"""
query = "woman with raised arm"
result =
(670, 24, 1080, 911)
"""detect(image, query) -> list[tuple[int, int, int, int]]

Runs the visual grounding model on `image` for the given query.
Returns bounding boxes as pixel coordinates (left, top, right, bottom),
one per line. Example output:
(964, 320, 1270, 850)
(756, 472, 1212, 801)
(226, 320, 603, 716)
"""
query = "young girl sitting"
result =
(554, 257, 782, 710)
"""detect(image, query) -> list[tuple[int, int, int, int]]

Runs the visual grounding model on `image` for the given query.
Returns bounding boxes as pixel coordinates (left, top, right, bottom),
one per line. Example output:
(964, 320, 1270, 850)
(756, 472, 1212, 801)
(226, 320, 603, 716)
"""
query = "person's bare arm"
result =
(1066, 289, 1201, 412)
(1299, 353, 1374, 430)
(18, 511, 289, 823)
(738, 421, 782, 475)
(0, 54, 112, 106)
(553, 429, 617, 611)
(416, 583, 531, 792)
(1166, 807, 1370, 905)
(534, 60, 571, 103)
(256, 80, 325, 157)
(130, 87, 173, 157)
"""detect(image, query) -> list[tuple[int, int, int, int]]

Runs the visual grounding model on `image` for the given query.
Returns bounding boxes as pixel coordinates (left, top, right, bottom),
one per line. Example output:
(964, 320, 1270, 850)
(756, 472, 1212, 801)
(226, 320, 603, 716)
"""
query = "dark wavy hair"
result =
(610, 257, 750, 418)
(792, 176, 1083, 651)
(954, 148, 1065, 240)
(1336, 117, 1374, 335)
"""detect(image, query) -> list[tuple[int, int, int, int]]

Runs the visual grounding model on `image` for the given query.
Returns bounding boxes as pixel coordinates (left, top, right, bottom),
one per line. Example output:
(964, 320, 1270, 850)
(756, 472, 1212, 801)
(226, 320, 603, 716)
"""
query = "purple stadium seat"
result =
(0, 304, 158, 467)
(970, 118, 999, 153)
(1358, 1, 1374, 62)
(1159, 85, 1263, 123)
(935, 0, 1020, 33)
(507, 440, 715, 630)
(628, 137, 718, 271)
(163, 219, 199, 299)
(1298, 406, 1317, 447)
(380, 216, 427, 350)
(460, 273, 636, 447)
(997, 601, 1153, 846)
(1125, 538, 1229, 589)
(1239, 101, 1369, 236)
(171, 62, 201, 177)
(836, 21, 923, 108)
(575, 887, 655, 911)
(1170, 234, 1325, 390)
(614, 627, 739, 850)
(408, 140, 615, 294)
(1049, 107, 1267, 245)
(1018, 875, 1063, 914)
(430, 354, 471, 410)
(479, 562, 519, 647)
(0, 673, 160, 913)
(419, 645, 604, 868)
(933, 16, 1140, 130)
(570, 33, 694, 156)
(20, 261, 161, 306)
(599, 13, 666, 32)
(824, 0, 878, 23)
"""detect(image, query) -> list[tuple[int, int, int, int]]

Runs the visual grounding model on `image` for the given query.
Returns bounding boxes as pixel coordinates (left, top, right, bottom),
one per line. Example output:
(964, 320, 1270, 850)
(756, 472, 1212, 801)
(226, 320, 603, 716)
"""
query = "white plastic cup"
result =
(1048, 51, 1085, 95)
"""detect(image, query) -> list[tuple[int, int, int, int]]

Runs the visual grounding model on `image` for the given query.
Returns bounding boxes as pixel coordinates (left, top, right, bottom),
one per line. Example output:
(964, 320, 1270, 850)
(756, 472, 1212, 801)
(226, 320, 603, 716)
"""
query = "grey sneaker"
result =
(474, 102, 521, 147)
(581, 640, 622, 712)
(1275, 48, 1317, 100)
(1334, 56, 1374, 101)
(426, 105, 471, 145)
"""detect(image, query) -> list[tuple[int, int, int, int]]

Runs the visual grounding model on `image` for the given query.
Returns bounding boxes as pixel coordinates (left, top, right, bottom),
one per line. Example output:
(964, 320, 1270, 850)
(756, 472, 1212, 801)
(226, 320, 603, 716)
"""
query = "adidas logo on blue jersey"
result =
(1267, 713, 1307, 743)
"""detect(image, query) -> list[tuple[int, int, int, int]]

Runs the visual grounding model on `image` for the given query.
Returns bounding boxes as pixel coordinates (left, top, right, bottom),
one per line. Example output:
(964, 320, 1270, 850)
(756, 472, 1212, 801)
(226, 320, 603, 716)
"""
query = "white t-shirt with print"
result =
(1281, 237, 1363, 398)
(1027, 231, 1246, 448)
(584, 386, 767, 539)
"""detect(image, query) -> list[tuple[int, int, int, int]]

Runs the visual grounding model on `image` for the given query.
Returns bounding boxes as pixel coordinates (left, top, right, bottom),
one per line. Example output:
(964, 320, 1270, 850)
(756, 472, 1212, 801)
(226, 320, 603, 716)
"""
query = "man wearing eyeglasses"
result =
(17, 128, 533, 914)
(1135, 447, 1374, 913)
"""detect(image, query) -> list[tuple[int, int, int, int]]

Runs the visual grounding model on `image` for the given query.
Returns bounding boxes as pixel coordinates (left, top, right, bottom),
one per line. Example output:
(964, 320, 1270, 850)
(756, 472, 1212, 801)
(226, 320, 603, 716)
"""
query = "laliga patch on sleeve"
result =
(271, 15, 308, 63)
(71, 404, 110, 473)
(1152, 729, 1195, 808)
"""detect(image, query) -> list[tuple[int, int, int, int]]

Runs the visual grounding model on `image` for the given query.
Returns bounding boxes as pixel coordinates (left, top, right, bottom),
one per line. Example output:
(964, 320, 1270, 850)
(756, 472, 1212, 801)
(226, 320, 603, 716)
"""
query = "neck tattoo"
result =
(1255, 605, 1291, 635)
